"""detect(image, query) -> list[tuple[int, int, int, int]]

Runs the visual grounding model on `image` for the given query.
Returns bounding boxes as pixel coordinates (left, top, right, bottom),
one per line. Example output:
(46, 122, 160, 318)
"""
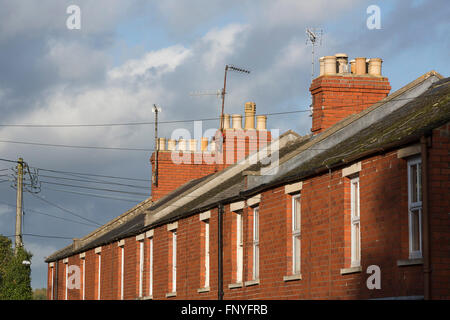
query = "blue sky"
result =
(0, 0, 448, 290)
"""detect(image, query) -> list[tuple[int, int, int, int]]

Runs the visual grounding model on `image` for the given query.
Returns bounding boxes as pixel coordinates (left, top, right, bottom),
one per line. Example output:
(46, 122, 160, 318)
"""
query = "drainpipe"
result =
(421, 136, 431, 300)
(218, 203, 224, 300)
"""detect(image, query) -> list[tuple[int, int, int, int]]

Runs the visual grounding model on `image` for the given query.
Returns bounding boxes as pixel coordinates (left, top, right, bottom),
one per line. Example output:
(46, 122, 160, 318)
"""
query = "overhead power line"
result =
(40, 185, 145, 203)
(30, 180, 150, 197)
(36, 173, 149, 189)
(33, 167, 151, 182)
(0, 200, 98, 228)
(2, 233, 76, 240)
(0, 93, 440, 129)
(28, 191, 103, 227)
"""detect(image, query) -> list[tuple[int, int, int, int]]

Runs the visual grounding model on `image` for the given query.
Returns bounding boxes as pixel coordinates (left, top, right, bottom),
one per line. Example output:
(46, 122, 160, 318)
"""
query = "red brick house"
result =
(45, 54, 450, 300)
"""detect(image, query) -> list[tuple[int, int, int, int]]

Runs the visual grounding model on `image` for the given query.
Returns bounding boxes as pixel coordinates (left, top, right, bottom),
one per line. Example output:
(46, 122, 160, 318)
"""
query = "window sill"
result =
(244, 279, 260, 287)
(397, 258, 423, 267)
(340, 266, 362, 275)
(197, 287, 210, 293)
(228, 282, 243, 289)
(165, 292, 177, 298)
(138, 295, 153, 300)
(283, 274, 302, 282)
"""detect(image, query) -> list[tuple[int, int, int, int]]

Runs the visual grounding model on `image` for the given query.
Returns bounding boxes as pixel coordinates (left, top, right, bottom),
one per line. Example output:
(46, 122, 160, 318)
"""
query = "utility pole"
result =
(15, 157, 24, 254)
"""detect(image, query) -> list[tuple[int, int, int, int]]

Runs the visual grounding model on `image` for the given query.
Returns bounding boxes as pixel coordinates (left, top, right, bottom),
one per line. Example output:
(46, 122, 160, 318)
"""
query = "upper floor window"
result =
(350, 176, 360, 267)
(292, 194, 301, 275)
(408, 157, 422, 259)
(252, 206, 260, 280)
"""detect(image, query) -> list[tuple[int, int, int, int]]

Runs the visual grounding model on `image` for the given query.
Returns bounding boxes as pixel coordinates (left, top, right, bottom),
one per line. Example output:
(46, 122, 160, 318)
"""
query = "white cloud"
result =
(108, 44, 192, 80)
(199, 24, 249, 70)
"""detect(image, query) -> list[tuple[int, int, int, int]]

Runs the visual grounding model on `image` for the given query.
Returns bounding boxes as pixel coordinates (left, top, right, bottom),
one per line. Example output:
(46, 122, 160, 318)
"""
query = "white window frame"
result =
(407, 157, 423, 259)
(236, 211, 244, 283)
(64, 262, 68, 300)
(149, 237, 153, 297)
(204, 220, 210, 288)
(138, 240, 144, 298)
(81, 258, 85, 300)
(252, 207, 260, 280)
(120, 246, 124, 300)
(171, 230, 177, 293)
(97, 254, 101, 300)
(292, 194, 301, 275)
(350, 176, 361, 268)
(50, 265, 54, 300)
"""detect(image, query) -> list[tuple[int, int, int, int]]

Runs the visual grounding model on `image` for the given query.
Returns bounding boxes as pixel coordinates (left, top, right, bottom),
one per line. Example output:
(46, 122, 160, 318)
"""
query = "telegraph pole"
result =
(15, 157, 24, 254)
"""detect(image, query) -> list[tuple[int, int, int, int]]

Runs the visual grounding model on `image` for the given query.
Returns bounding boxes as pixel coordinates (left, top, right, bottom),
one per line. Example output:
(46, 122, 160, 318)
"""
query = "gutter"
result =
(421, 136, 431, 300)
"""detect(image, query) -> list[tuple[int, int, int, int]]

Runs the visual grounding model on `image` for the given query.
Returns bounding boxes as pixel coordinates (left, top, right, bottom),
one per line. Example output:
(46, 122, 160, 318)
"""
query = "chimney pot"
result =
(221, 114, 230, 129)
(323, 56, 337, 75)
(200, 137, 208, 151)
(178, 139, 186, 151)
(189, 139, 197, 152)
(256, 115, 267, 130)
(244, 102, 256, 129)
(335, 53, 348, 73)
(231, 114, 242, 129)
(368, 58, 383, 76)
(209, 140, 216, 152)
(350, 59, 356, 74)
(355, 57, 367, 75)
(319, 57, 325, 76)
(167, 139, 176, 151)
(157, 137, 166, 151)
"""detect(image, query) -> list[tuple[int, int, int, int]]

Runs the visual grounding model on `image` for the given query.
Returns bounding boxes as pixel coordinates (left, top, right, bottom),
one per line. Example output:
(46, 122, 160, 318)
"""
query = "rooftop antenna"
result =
(152, 104, 161, 186)
(306, 28, 323, 116)
(220, 64, 250, 132)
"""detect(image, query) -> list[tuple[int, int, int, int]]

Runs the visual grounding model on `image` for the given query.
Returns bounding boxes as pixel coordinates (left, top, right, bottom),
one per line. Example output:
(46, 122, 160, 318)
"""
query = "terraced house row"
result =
(46, 53, 450, 300)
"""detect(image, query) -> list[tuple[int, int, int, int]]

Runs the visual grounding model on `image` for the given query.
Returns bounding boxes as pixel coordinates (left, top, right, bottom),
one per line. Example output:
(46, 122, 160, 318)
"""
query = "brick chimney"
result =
(150, 102, 271, 201)
(310, 54, 391, 134)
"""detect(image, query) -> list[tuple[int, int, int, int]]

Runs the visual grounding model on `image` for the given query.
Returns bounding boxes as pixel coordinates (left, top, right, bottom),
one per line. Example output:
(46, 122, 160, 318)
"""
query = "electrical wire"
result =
(32, 167, 151, 182)
(0, 93, 440, 128)
(36, 174, 149, 190)
(31, 180, 150, 197)
(0, 200, 98, 228)
(28, 191, 103, 226)
(1, 233, 76, 240)
(39, 185, 145, 203)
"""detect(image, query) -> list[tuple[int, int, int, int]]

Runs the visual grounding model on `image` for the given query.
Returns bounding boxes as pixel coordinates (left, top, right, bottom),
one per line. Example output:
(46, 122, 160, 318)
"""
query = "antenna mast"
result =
(305, 28, 323, 82)
(220, 65, 250, 132)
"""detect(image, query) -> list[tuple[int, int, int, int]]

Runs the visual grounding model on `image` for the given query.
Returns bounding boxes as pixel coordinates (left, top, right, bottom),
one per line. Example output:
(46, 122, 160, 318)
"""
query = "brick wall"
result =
(310, 75, 391, 134)
(429, 123, 450, 299)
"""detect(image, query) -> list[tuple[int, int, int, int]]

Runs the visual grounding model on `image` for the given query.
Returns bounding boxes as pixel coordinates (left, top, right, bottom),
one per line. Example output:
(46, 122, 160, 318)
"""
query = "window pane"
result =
(418, 163, 422, 202)
(293, 236, 301, 274)
(411, 209, 421, 252)
(293, 196, 301, 231)
(411, 164, 418, 203)
(352, 181, 359, 218)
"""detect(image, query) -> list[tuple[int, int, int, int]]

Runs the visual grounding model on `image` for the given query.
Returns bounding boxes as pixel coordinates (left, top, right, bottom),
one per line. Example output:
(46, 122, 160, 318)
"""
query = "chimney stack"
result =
(310, 53, 391, 134)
